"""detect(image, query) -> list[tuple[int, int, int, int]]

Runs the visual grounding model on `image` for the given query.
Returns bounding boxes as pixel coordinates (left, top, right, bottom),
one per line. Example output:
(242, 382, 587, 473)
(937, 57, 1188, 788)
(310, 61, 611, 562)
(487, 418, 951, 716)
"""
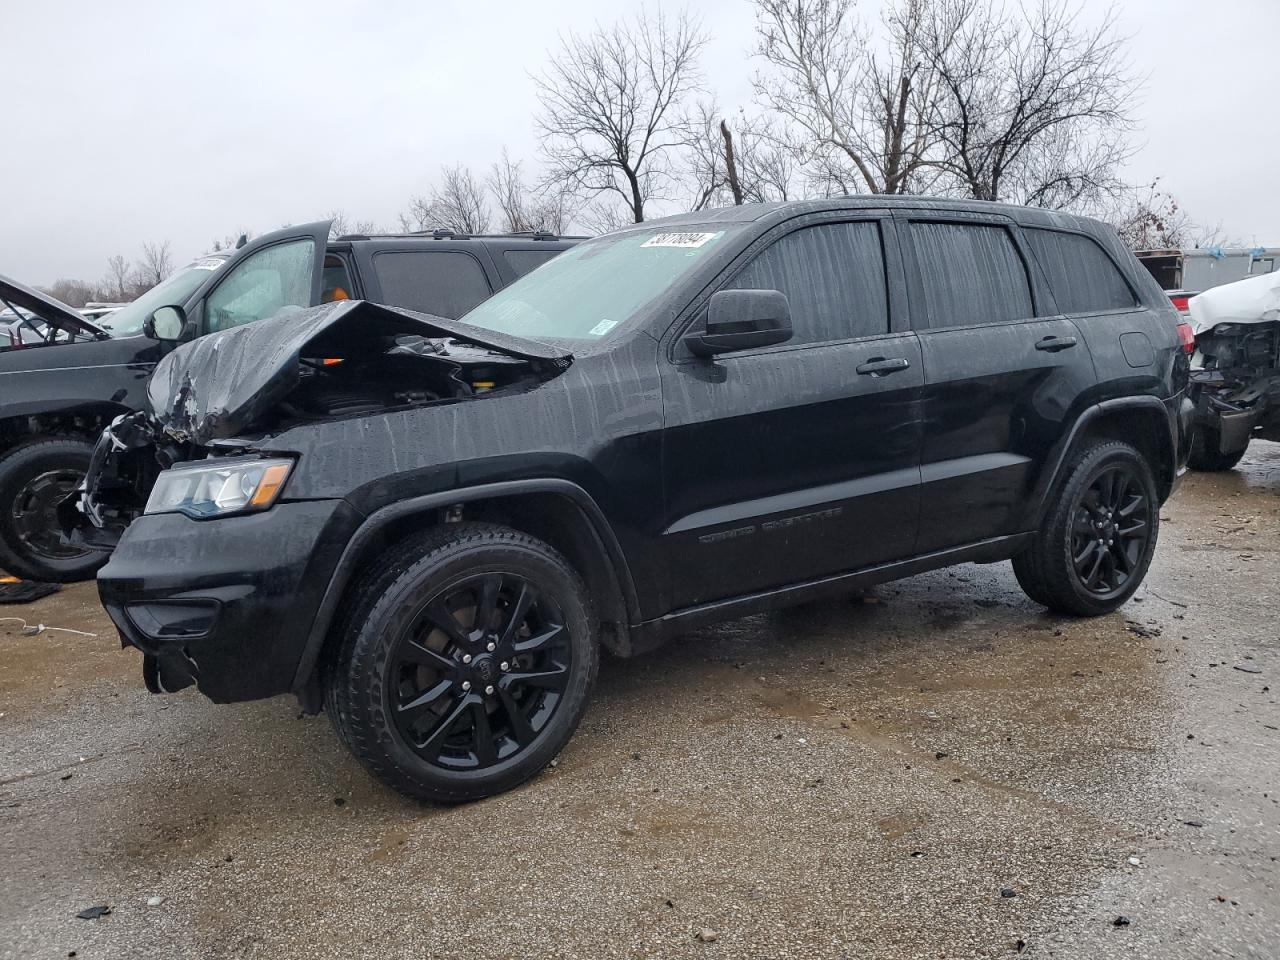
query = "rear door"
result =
(900, 214, 1097, 553)
(185, 221, 331, 335)
(658, 213, 924, 610)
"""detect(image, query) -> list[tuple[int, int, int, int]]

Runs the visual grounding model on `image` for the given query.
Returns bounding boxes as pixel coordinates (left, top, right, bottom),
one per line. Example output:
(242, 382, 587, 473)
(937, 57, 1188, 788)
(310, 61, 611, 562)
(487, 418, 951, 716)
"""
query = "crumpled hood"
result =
(1188, 271, 1280, 335)
(0, 273, 110, 338)
(147, 299, 571, 443)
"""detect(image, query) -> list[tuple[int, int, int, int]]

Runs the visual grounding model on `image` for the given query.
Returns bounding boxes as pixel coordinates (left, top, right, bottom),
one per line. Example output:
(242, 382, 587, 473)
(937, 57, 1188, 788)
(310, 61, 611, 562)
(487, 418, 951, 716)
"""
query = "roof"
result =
(630, 196, 1109, 232)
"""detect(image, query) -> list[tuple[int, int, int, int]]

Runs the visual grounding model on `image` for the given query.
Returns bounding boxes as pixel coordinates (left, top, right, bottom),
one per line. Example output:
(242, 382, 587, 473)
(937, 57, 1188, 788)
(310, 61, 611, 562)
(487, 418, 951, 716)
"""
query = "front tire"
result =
(325, 523, 598, 803)
(1013, 440, 1159, 616)
(1187, 425, 1247, 472)
(0, 438, 104, 582)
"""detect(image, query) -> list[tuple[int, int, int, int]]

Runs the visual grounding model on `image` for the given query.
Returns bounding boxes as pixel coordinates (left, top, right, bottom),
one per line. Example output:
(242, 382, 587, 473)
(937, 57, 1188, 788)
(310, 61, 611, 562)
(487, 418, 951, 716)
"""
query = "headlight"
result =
(144, 458, 294, 519)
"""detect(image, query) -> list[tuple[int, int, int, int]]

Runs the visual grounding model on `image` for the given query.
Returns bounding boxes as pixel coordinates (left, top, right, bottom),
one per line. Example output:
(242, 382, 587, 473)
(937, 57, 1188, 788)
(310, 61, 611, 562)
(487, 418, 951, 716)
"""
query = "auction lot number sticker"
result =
(641, 232, 721, 249)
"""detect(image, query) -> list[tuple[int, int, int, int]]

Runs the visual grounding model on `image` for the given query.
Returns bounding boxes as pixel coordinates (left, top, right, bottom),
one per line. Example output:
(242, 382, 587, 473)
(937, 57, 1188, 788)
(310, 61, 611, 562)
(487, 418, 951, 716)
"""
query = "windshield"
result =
(458, 225, 740, 340)
(99, 256, 226, 336)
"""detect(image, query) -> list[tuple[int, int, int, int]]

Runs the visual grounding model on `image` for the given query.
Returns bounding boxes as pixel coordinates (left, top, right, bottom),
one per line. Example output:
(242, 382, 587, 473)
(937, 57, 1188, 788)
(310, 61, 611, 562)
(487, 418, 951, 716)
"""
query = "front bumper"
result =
(97, 498, 363, 703)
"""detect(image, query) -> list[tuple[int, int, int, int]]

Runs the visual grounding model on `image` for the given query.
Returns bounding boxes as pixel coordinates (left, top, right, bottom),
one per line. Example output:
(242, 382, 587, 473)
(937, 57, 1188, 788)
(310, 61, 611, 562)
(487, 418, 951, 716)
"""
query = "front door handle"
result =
(856, 356, 911, 376)
(1035, 335, 1078, 352)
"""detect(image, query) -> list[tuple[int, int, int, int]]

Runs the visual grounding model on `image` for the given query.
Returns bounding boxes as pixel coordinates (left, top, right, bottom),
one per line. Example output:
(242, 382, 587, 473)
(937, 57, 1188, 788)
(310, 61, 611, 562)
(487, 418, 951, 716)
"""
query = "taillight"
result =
(1176, 321, 1195, 354)
(1170, 295, 1190, 313)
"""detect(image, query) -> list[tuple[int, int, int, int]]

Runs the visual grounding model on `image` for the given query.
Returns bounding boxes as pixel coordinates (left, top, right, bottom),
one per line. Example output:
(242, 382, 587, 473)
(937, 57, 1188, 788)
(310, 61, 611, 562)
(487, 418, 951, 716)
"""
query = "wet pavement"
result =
(2, 446, 1277, 959)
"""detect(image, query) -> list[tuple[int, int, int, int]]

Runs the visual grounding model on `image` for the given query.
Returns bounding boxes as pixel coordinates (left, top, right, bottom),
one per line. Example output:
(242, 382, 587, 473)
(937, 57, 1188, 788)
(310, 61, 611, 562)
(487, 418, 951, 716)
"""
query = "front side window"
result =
(1025, 229, 1136, 314)
(372, 251, 492, 319)
(724, 221, 888, 345)
(459, 225, 743, 340)
(911, 222, 1033, 328)
(205, 239, 315, 332)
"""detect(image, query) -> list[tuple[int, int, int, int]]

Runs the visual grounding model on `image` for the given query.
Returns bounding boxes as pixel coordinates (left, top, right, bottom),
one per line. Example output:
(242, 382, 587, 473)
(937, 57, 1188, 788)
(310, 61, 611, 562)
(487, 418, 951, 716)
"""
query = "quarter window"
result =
(724, 221, 889, 345)
(910, 222, 1033, 328)
(373, 251, 492, 318)
(1025, 229, 1137, 314)
(504, 249, 562, 277)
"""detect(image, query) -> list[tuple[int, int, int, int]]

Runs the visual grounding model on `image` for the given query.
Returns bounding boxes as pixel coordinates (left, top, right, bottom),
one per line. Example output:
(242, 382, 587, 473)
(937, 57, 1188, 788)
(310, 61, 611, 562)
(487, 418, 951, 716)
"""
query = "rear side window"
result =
(724, 221, 888, 345)
(504, 249, 561, 277)
(372, 251, 492, 318)
(910, 222, 1033, 328)
(1025, 229, 1137, 314)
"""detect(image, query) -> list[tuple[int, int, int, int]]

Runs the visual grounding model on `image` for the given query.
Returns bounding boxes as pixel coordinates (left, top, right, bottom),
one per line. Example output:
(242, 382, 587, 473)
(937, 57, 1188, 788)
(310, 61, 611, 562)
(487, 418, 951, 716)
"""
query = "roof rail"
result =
(334, 230, 591, 242)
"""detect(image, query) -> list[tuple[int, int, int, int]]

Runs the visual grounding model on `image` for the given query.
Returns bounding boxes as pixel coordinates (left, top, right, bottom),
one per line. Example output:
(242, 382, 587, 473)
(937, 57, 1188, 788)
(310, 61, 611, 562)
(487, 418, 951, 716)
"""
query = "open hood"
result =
(0, 273, 109, 338)
(146, 299, 572, 443)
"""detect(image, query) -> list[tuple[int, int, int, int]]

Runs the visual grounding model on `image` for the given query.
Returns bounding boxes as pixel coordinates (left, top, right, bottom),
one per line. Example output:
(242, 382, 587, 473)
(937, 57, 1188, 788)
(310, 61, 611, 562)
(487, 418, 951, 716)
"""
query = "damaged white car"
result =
(1187, 271, 1280, 470)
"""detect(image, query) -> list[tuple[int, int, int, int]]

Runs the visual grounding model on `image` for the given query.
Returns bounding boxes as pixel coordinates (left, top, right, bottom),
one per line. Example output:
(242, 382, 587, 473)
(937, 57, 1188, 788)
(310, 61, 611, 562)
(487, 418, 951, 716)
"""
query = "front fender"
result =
(288, 477, 639, 698)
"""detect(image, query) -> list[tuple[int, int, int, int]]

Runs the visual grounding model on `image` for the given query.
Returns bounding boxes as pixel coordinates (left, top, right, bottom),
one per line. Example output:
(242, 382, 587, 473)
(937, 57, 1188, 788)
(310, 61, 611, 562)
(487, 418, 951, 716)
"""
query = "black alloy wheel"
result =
(0, 438, 105, 582)
(387, 572, 573, 770)
(325, 523, 597, 803)
(12, 468, 87, 562)
(1012, 440, 1159, 616)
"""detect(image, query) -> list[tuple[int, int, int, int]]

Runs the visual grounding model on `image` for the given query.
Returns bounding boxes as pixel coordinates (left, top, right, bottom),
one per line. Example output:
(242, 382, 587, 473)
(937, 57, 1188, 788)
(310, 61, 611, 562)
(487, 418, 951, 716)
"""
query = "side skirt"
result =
(626, 532, 1034, 655)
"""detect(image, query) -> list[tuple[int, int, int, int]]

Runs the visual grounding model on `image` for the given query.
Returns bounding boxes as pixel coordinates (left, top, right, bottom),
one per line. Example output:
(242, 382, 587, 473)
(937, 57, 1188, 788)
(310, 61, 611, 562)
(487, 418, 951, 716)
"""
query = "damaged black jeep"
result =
(79, 199, 1191, 802)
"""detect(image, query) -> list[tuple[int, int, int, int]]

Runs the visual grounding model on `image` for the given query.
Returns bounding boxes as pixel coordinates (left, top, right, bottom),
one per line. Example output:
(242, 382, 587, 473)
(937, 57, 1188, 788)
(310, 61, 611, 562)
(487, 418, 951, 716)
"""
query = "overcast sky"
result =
(4, 0, 1277, 285)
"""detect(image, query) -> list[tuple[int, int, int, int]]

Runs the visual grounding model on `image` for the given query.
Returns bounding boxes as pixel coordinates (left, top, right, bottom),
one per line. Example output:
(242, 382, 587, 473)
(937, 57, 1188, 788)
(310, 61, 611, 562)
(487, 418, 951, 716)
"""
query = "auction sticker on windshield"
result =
(641, 232, 721, 249)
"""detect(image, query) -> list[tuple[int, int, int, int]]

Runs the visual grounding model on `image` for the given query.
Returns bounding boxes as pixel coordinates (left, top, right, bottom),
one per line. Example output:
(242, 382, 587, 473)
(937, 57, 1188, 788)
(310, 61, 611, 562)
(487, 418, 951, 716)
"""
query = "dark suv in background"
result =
(84, 198, 1192, 802)
(0, 221, 580, 581)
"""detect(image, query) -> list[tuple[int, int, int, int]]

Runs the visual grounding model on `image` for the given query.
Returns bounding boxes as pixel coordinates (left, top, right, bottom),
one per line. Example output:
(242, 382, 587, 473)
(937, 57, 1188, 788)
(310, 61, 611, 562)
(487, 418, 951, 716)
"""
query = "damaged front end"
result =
(67, 300, 572, 701)
(1187, 272, 1280, 456)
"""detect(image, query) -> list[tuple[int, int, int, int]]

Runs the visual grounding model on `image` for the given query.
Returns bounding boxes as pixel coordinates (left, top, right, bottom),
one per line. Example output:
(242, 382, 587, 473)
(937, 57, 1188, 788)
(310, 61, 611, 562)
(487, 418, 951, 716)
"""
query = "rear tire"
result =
(324, 523, 598, 803)
(1187, 425, 1247, 472)
(1013, 440, 1159, 617)
(0, 438, 104, 582)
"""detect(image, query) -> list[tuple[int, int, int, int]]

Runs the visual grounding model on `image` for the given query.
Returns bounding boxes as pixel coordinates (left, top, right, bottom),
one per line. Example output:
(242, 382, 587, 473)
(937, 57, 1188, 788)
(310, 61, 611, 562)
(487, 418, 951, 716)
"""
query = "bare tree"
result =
(754, 0, 941, 195)
(135, 241, 173, 288)
(327, 210, 379, 238)
(488, 150, 577, 233)
(921, 0, 1136, 206)
(401, 164, 491, 234)
(681, 104, 799, 208)
(1098, 180, 1234, 251)
(104, 254, 132, 300)
(43, 279, 96, 308)
(209, 229, 253, 253)
(534, 8, 707, 223)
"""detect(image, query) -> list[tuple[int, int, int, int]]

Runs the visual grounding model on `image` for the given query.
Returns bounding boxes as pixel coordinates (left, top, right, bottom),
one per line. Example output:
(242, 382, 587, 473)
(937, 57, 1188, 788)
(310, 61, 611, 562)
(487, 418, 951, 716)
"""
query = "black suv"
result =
(0, 221, 579, 581)
(85, 199, 1192, 802)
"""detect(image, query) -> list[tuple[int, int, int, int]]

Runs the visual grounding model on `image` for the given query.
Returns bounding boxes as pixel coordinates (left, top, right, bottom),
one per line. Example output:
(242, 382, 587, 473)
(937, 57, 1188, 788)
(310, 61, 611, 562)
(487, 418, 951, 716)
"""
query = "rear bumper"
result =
(96, 499, 362, 703)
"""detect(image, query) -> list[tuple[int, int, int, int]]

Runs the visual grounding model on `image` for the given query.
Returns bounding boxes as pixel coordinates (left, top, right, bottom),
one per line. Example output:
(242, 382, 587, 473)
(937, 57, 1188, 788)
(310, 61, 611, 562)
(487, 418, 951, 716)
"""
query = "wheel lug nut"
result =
(500, 661, 509, 671)
(461, 680, 471, 691)
(484, 685, 495, 695)
(487, 641, 496, 652)
(462, 654, 472, 664)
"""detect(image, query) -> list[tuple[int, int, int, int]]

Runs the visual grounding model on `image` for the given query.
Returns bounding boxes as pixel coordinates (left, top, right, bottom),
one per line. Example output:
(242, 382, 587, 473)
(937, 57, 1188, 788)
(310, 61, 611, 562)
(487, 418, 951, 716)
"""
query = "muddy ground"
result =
(2, 447, 1277, 960)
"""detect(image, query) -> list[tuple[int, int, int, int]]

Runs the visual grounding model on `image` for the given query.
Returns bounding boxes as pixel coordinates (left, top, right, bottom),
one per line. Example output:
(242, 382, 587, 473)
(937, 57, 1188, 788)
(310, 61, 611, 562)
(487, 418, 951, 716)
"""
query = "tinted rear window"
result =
(725, 221, 889, 344)
(910, 222, 1033, 328)
(504, 249, 562, 277)
(1026, 229, 1137, 313)
(372, 251, 492, 318)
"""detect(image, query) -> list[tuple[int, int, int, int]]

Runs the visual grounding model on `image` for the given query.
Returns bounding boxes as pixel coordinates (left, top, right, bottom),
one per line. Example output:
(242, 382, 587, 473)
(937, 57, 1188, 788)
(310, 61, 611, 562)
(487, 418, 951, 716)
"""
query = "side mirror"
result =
(145, 305, 186, 342)
(684, 289, 793, 357)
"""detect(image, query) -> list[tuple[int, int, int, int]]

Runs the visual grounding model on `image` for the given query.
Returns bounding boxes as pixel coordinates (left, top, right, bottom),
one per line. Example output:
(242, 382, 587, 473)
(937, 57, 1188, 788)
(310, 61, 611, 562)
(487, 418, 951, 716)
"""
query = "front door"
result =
(899, 216, 1098, 553)
(658, 216, 924, 611)
(184, 221, 332, 336)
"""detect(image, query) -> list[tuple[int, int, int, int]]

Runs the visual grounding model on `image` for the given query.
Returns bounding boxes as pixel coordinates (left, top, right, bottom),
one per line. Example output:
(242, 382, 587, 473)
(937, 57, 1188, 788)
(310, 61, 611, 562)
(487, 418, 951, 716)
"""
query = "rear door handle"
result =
(856, 356, 911, 376)
(1035, 335, 1078, 352)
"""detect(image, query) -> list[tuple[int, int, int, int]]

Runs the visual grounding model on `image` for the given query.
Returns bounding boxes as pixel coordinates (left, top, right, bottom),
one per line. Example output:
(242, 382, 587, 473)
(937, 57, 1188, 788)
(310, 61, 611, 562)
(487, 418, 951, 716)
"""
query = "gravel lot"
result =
(2, 445, 1277, 959)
